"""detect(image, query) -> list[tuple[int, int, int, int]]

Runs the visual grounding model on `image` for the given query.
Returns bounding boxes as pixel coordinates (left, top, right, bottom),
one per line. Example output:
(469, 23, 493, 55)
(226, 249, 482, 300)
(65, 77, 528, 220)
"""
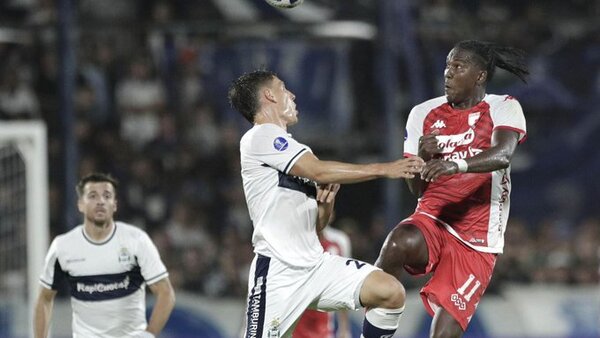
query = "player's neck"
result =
(254, 113, 287, 131)
(83, 221, 114, 242)
(451, 91, 485, 110)
(450, 88, 485, 110)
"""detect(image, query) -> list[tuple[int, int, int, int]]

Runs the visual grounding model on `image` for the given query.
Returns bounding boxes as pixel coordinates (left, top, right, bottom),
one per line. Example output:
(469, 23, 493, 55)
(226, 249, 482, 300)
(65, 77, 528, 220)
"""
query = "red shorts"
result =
(294, 309, 333, 338)
(400, 213, 496, 330)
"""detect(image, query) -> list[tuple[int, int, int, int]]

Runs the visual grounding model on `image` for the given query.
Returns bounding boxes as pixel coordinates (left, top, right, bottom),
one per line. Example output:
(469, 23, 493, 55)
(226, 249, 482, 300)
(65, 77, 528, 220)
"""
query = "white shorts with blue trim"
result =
(243, 252, 379, 338)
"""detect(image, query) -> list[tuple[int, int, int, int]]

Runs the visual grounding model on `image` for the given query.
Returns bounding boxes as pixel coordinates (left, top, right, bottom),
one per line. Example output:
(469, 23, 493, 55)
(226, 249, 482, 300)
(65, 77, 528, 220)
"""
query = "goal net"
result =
(0, 121, 49, 338)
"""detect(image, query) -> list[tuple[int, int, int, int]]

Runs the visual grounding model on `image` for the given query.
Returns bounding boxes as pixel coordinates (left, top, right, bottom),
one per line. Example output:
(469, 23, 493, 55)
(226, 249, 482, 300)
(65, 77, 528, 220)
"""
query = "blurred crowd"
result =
(0, 0, 598, 298)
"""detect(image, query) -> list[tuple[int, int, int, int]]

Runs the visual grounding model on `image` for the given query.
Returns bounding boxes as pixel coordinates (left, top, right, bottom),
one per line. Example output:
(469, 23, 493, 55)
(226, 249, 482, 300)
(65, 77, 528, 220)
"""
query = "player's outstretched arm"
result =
(289, 152, 424, 184)
(146, 278, 176, 337)
(33, 287, 57, 338)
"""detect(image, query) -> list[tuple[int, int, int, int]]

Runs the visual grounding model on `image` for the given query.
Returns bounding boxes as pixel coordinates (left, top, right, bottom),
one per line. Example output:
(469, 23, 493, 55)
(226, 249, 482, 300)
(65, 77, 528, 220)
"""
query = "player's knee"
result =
(379, 224, 426, 265)
(375, 272, 406, 309)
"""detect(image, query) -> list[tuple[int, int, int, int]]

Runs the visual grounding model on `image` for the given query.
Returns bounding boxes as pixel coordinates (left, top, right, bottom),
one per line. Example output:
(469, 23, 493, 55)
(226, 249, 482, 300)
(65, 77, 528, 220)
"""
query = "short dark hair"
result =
(227, 69, 277, 123)
(454, 40, 529, 83)
(76, 172, 119, 198)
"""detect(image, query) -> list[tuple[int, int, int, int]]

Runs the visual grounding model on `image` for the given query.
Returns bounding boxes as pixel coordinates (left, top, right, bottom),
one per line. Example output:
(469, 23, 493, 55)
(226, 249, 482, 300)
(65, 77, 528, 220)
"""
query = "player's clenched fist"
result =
(420, 159, 458, 182)
(418, 130, 442, 161)
(387, 156, 425, 179)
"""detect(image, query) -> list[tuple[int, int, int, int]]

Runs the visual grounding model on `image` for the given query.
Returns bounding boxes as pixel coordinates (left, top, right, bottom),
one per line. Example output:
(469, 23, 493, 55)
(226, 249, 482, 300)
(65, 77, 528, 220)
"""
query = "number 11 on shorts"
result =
(456, 274, 481, 302)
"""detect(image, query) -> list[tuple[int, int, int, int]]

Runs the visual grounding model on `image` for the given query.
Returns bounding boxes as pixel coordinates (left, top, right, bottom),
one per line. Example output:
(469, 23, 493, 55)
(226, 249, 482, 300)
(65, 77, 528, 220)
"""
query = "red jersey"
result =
(404, 94, 526, 253)
(294, 228, 351, 338)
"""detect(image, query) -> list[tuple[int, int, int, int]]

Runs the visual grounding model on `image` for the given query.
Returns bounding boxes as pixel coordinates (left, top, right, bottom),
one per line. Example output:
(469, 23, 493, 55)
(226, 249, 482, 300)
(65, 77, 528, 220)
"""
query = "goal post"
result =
(0, 121, 49, 338)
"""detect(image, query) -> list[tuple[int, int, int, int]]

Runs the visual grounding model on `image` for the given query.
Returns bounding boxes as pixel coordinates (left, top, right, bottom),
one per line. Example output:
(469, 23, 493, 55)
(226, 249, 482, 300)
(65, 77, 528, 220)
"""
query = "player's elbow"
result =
(289, 160, 327, 183)
(496, 155, 512, 169)
(165, 285, 176, 307)
(311, 171, 330, 184)
(305, 164, 332, 183)
(154, 279, 176, 307)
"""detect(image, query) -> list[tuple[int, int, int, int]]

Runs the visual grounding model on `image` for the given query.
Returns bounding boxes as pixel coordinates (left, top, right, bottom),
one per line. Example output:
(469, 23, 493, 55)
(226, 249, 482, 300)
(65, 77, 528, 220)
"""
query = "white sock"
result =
(361, 306, 405, 338)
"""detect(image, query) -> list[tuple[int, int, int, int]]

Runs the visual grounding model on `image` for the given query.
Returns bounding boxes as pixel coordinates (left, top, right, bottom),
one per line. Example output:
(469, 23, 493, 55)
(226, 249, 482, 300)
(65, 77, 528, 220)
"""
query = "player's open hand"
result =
(420, 159, 459, 182)
(418, 130, 442, 161)
(388, 156, 425, 179)
(317, 183, 340, 203)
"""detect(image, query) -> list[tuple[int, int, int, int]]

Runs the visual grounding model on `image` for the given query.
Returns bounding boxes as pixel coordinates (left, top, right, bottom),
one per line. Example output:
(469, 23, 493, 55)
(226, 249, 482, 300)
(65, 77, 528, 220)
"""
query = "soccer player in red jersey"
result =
(375, 40, 530, 337)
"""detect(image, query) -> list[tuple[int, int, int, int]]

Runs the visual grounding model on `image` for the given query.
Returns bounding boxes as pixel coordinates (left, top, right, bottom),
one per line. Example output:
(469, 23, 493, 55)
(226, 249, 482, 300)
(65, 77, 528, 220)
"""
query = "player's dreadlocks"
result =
(455, 40, 529, 83)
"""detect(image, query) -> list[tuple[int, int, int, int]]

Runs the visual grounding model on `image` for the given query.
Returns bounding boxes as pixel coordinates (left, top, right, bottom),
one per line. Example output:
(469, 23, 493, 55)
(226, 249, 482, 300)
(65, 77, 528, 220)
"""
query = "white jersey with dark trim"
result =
(39, 221, 168, 338)
(240, 123, 323, 268)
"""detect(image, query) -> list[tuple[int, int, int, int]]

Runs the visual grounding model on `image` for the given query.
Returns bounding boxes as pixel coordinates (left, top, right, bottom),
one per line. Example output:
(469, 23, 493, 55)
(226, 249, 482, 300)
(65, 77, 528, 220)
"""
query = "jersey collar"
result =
(82, 222, 117, 245)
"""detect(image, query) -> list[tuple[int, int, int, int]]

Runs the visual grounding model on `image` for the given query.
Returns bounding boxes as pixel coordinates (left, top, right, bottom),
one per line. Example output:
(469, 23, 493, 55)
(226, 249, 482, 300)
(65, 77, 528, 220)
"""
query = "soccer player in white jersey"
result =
(34, 173, 175, 338)
(375, 40, 530, 337)
(294, 219, 354, 338)
(228, 69, 425, 338)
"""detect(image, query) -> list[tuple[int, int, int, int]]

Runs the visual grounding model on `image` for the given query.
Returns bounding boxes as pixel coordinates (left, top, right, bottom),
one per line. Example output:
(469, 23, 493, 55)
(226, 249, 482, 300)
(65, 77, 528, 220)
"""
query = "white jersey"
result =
(240, 123, 323, 268)
(39, 222, 168, 338)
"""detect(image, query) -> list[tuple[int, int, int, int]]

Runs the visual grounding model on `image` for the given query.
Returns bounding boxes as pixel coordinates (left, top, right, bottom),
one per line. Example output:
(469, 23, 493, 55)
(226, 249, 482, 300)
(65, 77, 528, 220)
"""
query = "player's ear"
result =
(77, 198, 84, 213)
(263, 87, 276, 103)
(477, 70, 487, 85)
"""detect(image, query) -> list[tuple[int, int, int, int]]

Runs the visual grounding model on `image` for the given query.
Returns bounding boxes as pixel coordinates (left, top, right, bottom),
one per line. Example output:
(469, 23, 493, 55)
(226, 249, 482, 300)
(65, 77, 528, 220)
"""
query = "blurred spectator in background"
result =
(0, 67, 40, 120)
(115, 56, 166, 149)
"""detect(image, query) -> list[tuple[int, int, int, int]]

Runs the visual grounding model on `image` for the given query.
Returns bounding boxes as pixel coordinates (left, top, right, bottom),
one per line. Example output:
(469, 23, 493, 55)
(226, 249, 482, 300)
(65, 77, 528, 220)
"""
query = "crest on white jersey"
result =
(268, 318, 281, 338)
(118, 247, 133, 269)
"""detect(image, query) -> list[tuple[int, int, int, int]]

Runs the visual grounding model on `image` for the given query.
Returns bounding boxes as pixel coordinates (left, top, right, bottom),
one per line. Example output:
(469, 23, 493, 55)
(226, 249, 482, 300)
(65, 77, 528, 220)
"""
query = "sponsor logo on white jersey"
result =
(76, 276, 130, 294)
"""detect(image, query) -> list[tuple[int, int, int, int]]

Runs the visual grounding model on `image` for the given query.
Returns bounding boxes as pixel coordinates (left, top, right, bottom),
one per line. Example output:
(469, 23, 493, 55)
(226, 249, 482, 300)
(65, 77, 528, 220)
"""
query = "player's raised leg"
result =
(359, 270, 406, 338)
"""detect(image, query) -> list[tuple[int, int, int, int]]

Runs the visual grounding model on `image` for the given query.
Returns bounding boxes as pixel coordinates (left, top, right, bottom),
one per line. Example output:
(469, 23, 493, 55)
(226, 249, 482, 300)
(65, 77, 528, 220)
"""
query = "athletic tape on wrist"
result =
(450, 159, 468, 173)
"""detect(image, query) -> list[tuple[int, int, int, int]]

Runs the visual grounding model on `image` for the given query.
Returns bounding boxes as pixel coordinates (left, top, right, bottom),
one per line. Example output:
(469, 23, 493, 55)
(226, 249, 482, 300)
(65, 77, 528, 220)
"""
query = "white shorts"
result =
(243, 252, 379, 338)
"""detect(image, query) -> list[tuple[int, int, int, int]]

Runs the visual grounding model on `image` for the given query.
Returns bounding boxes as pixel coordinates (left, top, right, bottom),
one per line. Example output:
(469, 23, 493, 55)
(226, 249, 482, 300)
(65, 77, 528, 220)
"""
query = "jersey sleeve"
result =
(404, 106, 424, 157)
(39, 238, 65, 290)
(136, 231, 168, 285)
(248, 125, 311, 174)
(491, 97, 527, 142)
